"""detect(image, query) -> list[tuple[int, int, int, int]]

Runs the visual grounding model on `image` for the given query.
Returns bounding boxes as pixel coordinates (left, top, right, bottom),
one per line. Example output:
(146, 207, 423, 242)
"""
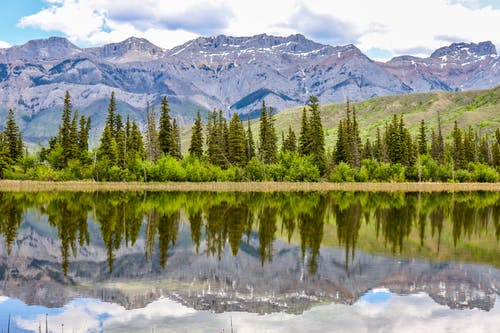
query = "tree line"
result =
(1, 91, 500, 182)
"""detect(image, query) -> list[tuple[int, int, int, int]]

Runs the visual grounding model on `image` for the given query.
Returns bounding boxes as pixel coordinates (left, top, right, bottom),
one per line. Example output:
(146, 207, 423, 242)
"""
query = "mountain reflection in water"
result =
(0, 191, 498, 320)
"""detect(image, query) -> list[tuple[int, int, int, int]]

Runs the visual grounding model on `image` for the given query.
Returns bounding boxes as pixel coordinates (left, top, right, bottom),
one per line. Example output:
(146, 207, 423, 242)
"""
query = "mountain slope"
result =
(0, 34, 498, 145)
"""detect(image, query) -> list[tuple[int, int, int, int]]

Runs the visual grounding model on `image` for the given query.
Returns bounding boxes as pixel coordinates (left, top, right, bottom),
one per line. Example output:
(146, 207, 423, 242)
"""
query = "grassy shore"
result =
(0, 180, 499, 192)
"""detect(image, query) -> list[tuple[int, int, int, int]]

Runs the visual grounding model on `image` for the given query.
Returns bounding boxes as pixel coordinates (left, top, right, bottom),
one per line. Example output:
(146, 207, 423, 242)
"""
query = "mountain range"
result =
(0, 34, 498, 144)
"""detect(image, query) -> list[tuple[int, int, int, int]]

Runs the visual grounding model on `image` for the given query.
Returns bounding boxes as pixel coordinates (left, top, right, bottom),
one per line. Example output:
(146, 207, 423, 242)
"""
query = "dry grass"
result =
(0, 180, 499, 192)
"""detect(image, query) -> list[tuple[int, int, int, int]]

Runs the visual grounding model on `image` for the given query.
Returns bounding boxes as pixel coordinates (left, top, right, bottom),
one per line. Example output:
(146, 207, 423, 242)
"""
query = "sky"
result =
(0, 0, 499, 61)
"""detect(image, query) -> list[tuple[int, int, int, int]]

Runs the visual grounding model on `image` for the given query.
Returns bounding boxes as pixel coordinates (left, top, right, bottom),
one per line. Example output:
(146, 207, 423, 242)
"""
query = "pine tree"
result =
(158, 96, 173, 156)
(78, 115, 91, 163)
(436, 112, 445, 164)
(228, 113, 247, 166)
(282, 125, 297, 153)
(374, 127, 384, 161)
(298, 107, 310, 156)
(335, 120, 347, 163)
(418, 119, 428, 155)
(129, 120, 145, 160)
(362, 138, 372, 160)
(307, 95, 326, 173)
(246, 118, 256, 161)
(4, 109, 23, 162)
(170, 118, 182, 159)
(0, 131, 10, 178)
(59, 91, 74, 165)
(68, 111, 79, 161)
(258, 101, 268, 160)
(350, 106, 361, 167)
(452, 121, 465, 169)
(105, 91, 117, 137)
(189, 111, 204, 158)
(258, 102, 277, 164)
(145, 103, 160, 162)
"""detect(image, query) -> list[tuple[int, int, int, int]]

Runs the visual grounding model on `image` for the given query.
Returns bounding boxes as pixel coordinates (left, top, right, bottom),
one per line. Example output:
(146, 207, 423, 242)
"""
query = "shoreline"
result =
(0, 180, 499, 192)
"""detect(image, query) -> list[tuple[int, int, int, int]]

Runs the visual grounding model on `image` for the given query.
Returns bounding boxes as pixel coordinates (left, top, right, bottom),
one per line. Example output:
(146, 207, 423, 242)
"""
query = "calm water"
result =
(0, 191, 499, 332)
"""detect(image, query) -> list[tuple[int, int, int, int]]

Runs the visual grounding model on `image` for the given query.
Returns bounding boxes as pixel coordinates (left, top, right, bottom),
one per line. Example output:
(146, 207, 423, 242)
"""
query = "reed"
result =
(0, 180, 499, 192)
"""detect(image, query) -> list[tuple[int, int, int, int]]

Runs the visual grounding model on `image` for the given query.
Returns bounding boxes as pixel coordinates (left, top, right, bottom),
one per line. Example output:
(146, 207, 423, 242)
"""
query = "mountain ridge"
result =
(0, 34, 498, 145)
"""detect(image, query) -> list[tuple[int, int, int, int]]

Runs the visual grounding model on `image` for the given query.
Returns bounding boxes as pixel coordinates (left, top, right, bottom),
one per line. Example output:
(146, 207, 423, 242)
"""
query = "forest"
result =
(0, 91, 499, 182)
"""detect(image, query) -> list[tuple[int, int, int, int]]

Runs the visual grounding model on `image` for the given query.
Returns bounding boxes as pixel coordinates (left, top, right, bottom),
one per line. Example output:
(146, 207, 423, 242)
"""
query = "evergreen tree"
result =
(128, 120, 145, 160)
(258, 102, 277, 164)
(335, 119, 348, 163)
(68, 111, 79, 161)
(258, 101, 268, 160)
(228, 113, 247, 166)
(58, 91, 75, 165)
(418, 119, 428, 155)
(105, 92, 117, 137)
(307, 95, 326, 173)
(0, 132, 12, 178)
(298, 107, 310, 156)
(189, 111, 204, 158)
(282, 125, 297, 153)
(452, 121, 465, 169)
(158, 96, 173, 156)
(246, 118, 256, 161)
(206, 110, 227, 167)
(435, 112, 445, 164)
(4, 108, 23, 162)
(78, 115, 91, 163)
(170, 118, 182, 159)
(350, 106, 362, 167)
(362, 138, 372, 160)
(145, 103, 160, 162)
(374, 127, 384, 161)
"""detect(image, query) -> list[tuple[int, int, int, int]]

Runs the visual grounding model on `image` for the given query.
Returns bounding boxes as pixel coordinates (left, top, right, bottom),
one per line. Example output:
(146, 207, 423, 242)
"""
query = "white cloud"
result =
(10, 293, 500, 332)
(16, 0, 500, 60)
(0, 41, 11, 48)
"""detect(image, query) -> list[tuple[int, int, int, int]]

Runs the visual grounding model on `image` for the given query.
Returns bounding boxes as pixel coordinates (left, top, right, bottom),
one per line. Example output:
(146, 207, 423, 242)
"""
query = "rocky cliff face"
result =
(0, 226, 497, 313)
(0, 35, 498, 144)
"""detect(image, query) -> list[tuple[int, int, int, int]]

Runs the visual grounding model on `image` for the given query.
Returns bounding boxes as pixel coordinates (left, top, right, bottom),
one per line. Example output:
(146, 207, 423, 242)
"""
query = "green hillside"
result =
(182, 86, 500, 152)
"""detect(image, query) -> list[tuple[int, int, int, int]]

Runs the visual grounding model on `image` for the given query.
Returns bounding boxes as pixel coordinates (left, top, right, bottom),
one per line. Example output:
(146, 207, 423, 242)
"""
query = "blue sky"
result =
(0, 0, 499, 61)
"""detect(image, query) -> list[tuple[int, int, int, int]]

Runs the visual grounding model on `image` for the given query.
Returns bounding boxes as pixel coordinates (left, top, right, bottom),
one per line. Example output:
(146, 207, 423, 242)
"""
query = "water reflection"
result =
(2, 191, 499, 272)
(0, 191, 498, 315)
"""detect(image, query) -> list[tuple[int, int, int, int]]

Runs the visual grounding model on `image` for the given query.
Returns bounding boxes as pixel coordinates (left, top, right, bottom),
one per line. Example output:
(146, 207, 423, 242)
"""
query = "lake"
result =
(0, 191, 498, 332)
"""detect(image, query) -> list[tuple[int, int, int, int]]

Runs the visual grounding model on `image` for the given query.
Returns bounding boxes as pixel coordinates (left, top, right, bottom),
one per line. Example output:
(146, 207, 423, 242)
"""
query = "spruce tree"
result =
(189, 111, 204, 158)
(283, 126, 297, 153)
(78, 115, 91, 163)
(452, 121, 465, 169)
(258, 102, 277, 164)
(4, 109, 23, 162)
(246, 118, 256, 161)
(129, 120, 145, 160)
(418, 119, 428, 155)
(158, 96, 173, 156)
(0, 131, 11, 178)
(59, 91, 74, 165)
(307, 95, 326, 173)
(298, 107, 310, 156)
(258, 101, 268, 160)
(228, 113, 247, 166)
(105, 92, 117, 137)
(145, 103, 160, 162)
(171, 118, 182, 159)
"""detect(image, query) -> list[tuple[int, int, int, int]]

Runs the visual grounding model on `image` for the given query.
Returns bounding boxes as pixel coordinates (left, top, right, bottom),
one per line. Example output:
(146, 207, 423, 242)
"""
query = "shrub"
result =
(330, 162, 356, 182)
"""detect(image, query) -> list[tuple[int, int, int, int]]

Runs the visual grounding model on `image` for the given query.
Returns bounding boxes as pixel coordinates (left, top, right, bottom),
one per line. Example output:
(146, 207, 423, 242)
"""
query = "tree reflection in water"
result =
(0, 191, 499, 275)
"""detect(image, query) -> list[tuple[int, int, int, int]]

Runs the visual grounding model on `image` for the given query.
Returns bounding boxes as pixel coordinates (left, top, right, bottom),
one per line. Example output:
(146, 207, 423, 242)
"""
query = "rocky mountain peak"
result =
(4, 36, 81, 61)
(168, 33, 326, 57)
(430, 41, 497, 59)
(86, 36, 165, 62)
